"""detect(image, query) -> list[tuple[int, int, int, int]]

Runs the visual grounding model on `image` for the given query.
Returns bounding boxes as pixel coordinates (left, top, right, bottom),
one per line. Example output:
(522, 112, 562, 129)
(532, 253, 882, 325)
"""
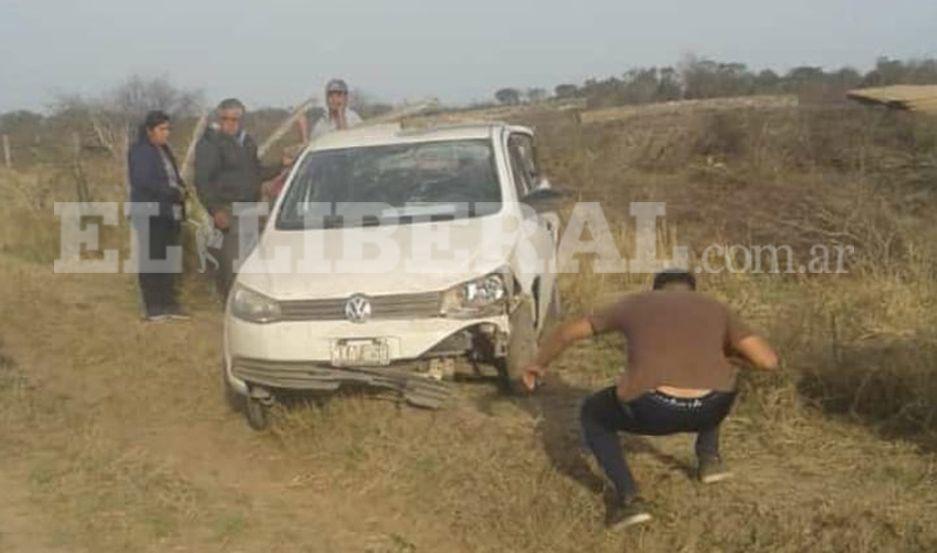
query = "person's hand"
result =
(522, 363, 545, 392)
(260, 180, 274, 201)
(212, 209, 231, 231)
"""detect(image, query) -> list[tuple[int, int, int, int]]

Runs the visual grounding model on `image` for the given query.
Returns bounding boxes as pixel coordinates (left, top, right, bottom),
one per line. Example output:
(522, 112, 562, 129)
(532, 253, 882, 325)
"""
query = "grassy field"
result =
(1, 101, 936, 552)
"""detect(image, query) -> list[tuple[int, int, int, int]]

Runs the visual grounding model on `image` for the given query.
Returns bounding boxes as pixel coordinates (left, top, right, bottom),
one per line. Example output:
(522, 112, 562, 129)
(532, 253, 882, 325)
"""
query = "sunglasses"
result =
(219, 116, 241, 122)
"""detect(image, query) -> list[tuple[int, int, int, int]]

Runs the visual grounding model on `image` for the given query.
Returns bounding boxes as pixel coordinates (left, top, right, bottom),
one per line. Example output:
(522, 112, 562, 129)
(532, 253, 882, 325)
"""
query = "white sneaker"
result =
(144, 314, 171, 322)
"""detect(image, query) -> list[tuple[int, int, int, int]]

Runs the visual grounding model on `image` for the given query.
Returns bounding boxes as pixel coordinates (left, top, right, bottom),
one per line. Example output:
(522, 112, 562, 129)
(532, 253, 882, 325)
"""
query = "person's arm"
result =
(297, 116, 310, 144)
(536, 318, 595, 366)
(522, 303, 619, 390)
(260, 158, 286, 182)
(193, 139, 232, 229)
(256, 149, 286, 182)
(725, 310, 780, 370)
(193, 139, 223, 214)
(732, 335, 780, 370)
(128, 146, 179, 203)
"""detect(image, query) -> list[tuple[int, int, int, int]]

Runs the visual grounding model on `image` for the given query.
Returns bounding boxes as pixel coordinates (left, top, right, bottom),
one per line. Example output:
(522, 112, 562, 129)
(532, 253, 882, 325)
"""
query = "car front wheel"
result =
(245, 396, 270, 431)
(497, 297, 538, 395)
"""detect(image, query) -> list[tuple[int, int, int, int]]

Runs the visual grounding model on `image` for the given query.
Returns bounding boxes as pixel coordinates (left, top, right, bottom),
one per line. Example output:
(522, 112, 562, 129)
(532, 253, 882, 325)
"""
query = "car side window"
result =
(507, 133, 539, 200)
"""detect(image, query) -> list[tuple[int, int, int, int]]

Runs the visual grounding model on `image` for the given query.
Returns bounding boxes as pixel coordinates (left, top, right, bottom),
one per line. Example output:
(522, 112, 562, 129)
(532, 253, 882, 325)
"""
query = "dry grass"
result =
(577, 95, 799, 125)
(0, 103, 936, 552)
(525, 105, 937, 448)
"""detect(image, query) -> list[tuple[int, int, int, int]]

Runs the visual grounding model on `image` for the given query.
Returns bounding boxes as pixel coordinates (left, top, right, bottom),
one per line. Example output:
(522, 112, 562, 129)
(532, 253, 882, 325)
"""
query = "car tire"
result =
(245, 397, 270, 431)
(497, 297, 538, 395)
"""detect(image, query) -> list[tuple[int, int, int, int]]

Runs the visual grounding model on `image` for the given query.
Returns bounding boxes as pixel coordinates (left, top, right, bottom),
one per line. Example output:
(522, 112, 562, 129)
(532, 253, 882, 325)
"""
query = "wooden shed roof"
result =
(847, 85, 937, 114)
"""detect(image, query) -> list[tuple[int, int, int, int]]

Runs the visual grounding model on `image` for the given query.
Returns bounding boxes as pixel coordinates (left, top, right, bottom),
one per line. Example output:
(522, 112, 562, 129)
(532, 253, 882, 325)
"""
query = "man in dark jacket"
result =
(128, 110, 188, 321)
(194, 98, 283, 299)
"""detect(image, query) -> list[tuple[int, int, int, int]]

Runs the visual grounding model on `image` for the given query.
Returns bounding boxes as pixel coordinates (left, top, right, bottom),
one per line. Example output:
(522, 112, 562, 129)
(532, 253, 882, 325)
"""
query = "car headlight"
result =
(441, 272, 508, 318)
(230, 285, 282, 323)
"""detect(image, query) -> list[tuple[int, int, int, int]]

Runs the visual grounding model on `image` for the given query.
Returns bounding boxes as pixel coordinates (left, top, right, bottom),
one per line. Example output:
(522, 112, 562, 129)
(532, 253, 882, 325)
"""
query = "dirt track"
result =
(1, 255, 936, 552)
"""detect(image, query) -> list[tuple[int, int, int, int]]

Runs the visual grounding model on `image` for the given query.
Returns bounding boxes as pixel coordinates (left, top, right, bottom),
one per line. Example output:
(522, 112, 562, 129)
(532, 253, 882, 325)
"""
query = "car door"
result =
(505, 128, 558, 330)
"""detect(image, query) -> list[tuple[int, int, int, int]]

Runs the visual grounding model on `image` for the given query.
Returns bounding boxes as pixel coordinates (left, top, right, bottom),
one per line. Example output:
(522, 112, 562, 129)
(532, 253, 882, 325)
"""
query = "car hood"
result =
(236, 214, 516, 300)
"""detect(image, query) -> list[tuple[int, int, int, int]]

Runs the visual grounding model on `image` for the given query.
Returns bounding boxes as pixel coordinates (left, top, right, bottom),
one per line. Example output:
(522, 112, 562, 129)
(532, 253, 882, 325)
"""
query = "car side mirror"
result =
(521, 180, 568, 212)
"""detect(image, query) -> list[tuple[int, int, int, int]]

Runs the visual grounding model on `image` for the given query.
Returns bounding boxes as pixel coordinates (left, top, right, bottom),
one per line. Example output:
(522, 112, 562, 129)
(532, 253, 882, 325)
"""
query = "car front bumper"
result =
(223, 314, 510, 407)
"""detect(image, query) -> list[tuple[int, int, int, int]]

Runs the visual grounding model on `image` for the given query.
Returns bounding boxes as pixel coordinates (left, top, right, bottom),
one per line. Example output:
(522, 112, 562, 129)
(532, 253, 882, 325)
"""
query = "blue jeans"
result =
(580, 386, 737, 501)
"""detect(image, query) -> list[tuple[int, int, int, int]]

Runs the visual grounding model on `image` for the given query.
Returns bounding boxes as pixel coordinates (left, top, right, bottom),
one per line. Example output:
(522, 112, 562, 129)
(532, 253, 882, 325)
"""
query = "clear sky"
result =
(1, 0, 934, 112)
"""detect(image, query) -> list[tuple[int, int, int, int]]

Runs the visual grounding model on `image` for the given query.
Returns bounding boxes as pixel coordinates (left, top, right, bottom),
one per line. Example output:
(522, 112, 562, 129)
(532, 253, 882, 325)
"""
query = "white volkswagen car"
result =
(222, 123, 562, 429)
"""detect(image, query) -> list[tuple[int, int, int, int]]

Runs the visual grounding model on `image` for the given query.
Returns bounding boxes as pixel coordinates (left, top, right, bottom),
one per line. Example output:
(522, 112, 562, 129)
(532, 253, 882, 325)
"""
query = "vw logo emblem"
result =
(344, 294, 372, 323)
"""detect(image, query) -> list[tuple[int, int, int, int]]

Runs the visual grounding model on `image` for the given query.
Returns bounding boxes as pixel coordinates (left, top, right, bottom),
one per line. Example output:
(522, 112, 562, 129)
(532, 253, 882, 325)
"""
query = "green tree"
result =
(494, 88, 521, 105)
(554, 84, 579, 99)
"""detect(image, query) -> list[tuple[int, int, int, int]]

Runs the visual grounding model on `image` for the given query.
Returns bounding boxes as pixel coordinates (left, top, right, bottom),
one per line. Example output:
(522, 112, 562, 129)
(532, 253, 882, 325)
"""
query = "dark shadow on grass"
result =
(794, 340, 937, 454)
(272, 384, 410, 411)
(243, 361, 703, 491)
(261, 370, 503, 420)
(472, 374, 698, 500)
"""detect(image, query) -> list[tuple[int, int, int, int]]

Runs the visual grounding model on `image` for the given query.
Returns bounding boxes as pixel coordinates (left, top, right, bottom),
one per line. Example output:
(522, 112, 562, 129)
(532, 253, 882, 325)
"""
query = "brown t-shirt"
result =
(588, 290, 753, 401)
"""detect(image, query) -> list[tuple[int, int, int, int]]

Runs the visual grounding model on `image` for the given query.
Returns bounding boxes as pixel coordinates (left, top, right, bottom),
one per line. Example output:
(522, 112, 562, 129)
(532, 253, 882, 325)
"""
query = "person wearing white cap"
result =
(299, 78, 363, 142)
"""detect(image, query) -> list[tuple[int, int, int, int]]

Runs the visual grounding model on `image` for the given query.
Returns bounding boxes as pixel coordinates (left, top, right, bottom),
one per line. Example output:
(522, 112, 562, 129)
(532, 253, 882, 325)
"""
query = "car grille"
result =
(278, 291, 443, 321)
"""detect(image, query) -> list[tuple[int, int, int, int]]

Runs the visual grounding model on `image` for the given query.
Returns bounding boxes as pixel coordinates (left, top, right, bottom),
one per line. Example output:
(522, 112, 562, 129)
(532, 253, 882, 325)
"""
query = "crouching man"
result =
(522, 270, 779, 530)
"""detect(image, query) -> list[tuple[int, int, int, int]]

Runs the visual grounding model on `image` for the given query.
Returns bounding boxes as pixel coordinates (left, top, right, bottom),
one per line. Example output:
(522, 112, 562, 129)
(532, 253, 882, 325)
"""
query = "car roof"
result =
(305, 122, 531, 152)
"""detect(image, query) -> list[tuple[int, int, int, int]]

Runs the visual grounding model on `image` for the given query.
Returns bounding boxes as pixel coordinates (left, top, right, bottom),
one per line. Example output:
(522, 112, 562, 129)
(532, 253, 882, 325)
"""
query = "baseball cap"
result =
(325, 79, 349, 94)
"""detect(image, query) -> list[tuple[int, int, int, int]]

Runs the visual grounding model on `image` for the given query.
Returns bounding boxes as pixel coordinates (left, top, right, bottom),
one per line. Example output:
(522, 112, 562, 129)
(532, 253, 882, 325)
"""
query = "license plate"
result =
(330, 339, 390, 367)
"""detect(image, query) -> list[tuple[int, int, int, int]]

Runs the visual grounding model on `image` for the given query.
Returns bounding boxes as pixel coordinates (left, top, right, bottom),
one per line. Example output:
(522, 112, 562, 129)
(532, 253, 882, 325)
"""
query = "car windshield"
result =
(276, 139, 502, 229)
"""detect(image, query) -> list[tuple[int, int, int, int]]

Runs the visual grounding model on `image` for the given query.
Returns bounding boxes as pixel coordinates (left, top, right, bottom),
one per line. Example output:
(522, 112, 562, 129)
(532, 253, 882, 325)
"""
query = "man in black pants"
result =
(523, 270, 779, 529)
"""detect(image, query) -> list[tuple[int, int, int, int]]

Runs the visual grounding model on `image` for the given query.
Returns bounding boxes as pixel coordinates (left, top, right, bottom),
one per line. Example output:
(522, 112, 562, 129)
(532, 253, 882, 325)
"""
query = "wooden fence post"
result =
(2, 134, 10, 169)
(70, 131, 92, 205)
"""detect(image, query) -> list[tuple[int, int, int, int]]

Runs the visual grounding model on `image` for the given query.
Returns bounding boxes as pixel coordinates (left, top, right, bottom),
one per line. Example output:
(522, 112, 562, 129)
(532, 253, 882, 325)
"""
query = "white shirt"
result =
(311, 108, 362, 139)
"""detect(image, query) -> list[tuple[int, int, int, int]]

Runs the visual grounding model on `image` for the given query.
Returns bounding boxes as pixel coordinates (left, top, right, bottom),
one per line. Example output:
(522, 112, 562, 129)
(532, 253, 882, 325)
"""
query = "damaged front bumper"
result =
(230, 357, 453, 408)
(223, 315, 510, 409)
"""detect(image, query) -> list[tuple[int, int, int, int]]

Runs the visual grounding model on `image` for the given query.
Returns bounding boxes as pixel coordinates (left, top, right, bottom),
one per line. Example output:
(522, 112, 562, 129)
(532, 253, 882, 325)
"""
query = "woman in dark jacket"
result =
(128, 110, 188, 321)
